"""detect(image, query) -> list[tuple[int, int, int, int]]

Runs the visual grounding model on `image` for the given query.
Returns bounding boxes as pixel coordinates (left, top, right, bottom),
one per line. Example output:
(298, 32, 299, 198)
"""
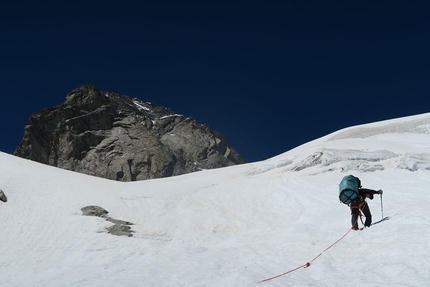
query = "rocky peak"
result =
(65, 84, 107, 107)
(15, 84, 246, 181)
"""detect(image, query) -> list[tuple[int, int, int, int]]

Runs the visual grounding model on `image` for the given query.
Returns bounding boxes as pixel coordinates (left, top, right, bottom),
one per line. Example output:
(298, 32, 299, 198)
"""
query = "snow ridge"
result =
(1, 112, 430, 286)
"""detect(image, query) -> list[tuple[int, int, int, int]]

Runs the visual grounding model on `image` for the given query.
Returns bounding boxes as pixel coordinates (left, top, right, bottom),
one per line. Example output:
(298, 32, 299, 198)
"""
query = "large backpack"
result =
(339, 175, 361, 205)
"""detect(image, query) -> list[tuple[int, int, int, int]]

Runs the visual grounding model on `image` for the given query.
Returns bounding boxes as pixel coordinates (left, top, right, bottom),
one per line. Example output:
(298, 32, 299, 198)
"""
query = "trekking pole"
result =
(380, 192, 384, 219)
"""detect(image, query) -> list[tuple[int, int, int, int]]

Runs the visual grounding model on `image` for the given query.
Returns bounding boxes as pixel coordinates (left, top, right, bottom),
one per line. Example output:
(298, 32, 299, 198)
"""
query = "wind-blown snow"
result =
(1, 113, 430, 286)
(132, 99, 151, 112)
(159, 114, 183, 120)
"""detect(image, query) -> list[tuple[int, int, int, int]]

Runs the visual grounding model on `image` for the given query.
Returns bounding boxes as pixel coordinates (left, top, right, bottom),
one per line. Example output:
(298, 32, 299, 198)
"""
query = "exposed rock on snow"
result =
(0, 189, 7, 203)
(81, 205, 134, 237)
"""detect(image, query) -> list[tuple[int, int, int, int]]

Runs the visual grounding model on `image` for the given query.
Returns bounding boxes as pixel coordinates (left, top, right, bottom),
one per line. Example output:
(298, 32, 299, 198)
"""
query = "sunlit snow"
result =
(132, 100, 151, 112)
(1, 113, 430, 286)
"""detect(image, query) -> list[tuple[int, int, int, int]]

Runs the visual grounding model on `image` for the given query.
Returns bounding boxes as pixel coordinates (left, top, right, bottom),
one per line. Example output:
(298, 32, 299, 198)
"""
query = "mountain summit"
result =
(14, 84, 245, 181)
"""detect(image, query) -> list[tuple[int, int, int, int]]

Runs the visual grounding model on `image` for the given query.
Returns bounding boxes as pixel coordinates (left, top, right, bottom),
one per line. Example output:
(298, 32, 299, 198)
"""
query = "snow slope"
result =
(1, 112, 430, 287)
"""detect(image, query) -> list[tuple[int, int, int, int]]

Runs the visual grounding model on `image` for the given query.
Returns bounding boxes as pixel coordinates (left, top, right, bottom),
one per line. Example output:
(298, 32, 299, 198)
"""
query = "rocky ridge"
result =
(14, 84, 246, 181)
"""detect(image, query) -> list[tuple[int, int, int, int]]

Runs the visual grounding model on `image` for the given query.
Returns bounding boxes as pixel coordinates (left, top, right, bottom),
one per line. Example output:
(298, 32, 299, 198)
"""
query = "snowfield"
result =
(1, 112, 430, 286)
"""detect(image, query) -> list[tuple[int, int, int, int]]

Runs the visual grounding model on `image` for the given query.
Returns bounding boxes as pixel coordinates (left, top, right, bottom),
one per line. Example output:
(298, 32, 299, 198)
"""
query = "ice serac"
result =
(14, 84, 246, 181)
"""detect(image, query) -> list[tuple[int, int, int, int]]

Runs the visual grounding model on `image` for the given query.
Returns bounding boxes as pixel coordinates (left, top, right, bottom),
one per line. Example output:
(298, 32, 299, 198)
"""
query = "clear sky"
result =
(1, 1, 429, 163)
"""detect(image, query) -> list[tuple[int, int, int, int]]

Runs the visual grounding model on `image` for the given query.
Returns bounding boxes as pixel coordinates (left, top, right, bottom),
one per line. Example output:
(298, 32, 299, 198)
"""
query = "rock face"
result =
(14, 84, 246, 181)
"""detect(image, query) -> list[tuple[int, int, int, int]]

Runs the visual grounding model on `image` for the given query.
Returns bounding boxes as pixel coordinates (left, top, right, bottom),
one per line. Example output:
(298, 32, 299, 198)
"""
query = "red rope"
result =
(261, 262, 310, 282)
(262, 206, 364, 283)
(261, 227, 352, 283)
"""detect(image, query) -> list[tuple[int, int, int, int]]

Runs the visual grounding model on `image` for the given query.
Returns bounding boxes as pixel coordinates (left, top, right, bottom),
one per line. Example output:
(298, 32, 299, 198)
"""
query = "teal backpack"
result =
(339, 175, 361, 205)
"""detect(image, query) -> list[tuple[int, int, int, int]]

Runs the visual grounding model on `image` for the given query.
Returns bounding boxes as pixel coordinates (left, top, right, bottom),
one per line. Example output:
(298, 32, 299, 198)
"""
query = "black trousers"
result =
(351, 201, 372, 228)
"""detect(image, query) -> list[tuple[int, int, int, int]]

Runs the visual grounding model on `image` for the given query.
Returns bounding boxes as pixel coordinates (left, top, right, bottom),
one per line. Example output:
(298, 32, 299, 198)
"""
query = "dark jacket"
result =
(358, 188, 380, 200)
(350, 188, 381, 228)
(350, 188, 380, 209)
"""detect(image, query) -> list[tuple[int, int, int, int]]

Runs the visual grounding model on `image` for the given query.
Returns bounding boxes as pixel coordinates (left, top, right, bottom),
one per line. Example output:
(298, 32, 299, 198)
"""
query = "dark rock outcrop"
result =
(14, 84, 246, 181)
(0, 189, 7, 203)
(81, 205, 134, 237)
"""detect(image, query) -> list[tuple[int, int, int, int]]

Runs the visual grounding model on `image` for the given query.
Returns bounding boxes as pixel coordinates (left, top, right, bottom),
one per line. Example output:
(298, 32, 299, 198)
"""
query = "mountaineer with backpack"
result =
(339, 175, 383, 230)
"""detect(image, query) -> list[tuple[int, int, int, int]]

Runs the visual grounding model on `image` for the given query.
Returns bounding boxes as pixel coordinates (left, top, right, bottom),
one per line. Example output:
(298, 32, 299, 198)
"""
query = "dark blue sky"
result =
(1, 1, 429, 163)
